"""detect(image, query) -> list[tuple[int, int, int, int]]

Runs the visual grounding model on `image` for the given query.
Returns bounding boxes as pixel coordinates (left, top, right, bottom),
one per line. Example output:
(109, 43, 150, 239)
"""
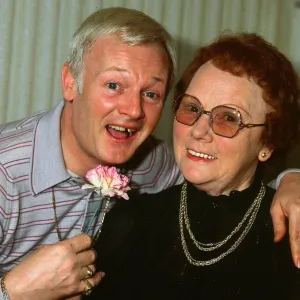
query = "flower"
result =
(82, 165, 131, 200)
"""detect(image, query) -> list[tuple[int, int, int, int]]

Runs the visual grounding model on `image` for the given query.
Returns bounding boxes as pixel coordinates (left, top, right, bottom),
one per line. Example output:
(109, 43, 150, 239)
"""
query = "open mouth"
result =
(106, 125, 137, 139)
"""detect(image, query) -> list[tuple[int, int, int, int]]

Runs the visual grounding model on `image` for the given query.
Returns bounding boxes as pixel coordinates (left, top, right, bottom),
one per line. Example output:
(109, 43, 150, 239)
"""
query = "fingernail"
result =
(297, 260, 300, 269)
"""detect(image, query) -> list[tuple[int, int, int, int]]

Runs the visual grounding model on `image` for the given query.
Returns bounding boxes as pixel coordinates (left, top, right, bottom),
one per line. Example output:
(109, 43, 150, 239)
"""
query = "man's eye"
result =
(107, 82, 120, 90)
(144, 91, 159, 100)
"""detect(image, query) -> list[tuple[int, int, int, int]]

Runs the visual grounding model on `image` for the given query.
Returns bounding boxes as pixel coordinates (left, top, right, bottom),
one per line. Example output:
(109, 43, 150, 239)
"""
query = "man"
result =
(0, 7, 299, 300)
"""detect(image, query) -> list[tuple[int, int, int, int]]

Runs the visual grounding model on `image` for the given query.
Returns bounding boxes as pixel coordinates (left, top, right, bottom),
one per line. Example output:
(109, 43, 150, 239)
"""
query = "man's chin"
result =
(100, 152, 135, 166)
(99, 136, 145, 165)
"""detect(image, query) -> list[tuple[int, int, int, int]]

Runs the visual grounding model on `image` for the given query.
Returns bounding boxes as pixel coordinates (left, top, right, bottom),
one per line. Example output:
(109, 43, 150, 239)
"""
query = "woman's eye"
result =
(183, 104, 200, 113)
(224, 114, 237, 122)
(189, 105, 199, 113)
(107, 82, 120, 90)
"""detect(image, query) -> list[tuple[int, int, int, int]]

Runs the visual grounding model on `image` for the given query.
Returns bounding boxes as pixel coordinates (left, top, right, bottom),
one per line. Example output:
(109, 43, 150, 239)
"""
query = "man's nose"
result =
(118, 93, 145, 119)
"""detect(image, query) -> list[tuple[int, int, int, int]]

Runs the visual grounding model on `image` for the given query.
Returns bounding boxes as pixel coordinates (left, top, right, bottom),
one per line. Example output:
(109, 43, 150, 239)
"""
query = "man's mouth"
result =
(106, 125, 137, 139)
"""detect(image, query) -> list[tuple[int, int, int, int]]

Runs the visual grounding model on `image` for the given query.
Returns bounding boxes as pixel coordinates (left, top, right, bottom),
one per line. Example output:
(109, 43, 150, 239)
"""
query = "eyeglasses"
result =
(174, 94, 266, 138)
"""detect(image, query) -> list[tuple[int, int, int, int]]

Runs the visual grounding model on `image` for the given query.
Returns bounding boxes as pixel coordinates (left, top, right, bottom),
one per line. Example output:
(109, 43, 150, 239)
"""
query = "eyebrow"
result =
(104, 66, 129, 73)
(225, 104, 250, 117)
(188, 94, 250, 116)
(103, 66, 166, 83)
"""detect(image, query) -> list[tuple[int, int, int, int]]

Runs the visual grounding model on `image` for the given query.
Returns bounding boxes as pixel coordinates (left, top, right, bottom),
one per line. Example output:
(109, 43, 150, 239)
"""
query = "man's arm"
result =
(270, 169, 300, 269)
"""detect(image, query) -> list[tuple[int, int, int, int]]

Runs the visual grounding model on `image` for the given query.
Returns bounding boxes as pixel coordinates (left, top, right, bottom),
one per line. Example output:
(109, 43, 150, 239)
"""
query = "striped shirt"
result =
(0, 101, 183, 275)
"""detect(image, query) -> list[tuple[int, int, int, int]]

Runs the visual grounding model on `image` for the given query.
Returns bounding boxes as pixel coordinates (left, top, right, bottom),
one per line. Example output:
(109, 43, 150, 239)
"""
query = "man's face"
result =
(62, 35, 170, 168)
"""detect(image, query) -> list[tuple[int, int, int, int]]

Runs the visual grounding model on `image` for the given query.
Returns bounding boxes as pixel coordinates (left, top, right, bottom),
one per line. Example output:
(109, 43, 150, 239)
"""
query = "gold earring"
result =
(261, 152, 267, 158)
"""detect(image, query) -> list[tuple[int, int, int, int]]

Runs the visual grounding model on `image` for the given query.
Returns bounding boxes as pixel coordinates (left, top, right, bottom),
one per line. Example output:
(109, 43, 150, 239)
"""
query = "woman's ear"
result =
(61, 62, 78, 102)
(258, 146, 274, 162)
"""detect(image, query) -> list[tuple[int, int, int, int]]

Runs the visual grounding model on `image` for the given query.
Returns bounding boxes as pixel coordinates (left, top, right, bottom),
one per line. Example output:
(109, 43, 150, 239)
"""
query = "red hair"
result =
(175, 32, 300, 153)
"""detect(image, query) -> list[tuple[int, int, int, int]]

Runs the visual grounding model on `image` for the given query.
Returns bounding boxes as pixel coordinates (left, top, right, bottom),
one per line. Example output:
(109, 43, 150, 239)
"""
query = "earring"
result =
(261, 152, 267, 158)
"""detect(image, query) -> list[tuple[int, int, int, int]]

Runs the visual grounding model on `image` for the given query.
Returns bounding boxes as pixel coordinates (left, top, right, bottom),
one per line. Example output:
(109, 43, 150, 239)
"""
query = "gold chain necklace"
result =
(52, 188, 109, 244)
(179, 181, 266, 266)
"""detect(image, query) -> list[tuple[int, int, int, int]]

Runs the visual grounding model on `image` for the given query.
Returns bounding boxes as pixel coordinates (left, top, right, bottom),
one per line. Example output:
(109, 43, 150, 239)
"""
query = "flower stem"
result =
(83, 191, 103, 235)
(93, 198, 110, 245)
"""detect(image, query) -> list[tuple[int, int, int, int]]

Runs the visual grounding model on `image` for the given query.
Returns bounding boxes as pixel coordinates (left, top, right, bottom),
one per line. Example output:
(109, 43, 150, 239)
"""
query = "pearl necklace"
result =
(179, 181, 266, 266)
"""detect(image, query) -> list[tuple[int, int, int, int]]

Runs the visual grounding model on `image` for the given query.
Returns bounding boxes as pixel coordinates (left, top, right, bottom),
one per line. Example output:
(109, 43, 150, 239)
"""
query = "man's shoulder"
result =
(0, 111, 48, 168)
(126, 135, 183, 194)
(0, 111, 46, 149)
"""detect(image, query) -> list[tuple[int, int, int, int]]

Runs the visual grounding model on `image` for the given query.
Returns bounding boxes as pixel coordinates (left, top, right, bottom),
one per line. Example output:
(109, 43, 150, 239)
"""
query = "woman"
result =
(92, 33, 300, 299)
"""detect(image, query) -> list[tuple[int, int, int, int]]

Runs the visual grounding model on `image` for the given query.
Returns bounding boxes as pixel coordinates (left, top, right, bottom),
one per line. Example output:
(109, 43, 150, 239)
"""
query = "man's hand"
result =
(4, 234, 105, 300)
(270, 172, 300, 268)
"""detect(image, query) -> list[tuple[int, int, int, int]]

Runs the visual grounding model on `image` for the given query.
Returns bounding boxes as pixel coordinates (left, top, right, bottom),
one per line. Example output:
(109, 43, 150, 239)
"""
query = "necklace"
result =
(179, 181, 266, 266)
(52, 188, 109, 244)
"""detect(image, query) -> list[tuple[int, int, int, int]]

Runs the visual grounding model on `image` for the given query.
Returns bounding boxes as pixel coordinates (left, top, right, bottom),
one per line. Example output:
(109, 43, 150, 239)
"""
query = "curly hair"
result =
(175, 32, 300, 154)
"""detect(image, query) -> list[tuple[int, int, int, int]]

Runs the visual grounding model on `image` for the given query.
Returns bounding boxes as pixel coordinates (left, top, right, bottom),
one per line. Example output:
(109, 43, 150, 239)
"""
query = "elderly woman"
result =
(92, 33, 300, 299)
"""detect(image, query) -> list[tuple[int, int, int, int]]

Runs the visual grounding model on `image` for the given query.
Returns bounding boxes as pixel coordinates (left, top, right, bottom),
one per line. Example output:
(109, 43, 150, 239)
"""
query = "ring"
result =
(83, 279, 94, 295)
(86, 266, 94, 278)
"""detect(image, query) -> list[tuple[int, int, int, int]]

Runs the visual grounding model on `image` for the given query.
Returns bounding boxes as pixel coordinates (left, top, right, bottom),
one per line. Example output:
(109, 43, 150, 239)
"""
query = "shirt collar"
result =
(30, 100, 71, 195)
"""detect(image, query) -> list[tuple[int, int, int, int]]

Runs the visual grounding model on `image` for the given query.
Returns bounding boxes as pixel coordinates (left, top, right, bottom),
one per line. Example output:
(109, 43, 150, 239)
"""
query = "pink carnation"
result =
(82, 165, 131, 200)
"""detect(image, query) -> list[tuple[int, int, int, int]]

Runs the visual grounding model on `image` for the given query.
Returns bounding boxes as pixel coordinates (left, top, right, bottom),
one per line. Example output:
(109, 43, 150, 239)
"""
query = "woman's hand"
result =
(4, 234, 104, 300)
(270, 172, 300, 268)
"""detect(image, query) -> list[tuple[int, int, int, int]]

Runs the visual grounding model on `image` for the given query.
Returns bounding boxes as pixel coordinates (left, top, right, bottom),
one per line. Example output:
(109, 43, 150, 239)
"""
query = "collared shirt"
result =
(0, 101, 183, 274)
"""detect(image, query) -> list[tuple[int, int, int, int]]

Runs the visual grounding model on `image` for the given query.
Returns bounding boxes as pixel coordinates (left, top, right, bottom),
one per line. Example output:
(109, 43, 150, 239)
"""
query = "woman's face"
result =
(173, 62, 272, 195)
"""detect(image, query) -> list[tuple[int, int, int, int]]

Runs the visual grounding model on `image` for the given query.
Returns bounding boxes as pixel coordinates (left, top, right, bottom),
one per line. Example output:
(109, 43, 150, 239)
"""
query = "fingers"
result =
(86, 265, 95, 278)
(63, 234, 93, 253)
(80, 264, 96, 279)
(76, 248, 97, 268)
(288, 205, 300, 268)
(270, 200, 287, 242)
(79, 272, 105, 295)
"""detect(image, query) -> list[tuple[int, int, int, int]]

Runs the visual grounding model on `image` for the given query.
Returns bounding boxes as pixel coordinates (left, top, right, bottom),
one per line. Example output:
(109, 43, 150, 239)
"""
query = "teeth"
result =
(108, 125, 136, 135)
(188, 149, 216, 160)
(109, 125, 125, 131)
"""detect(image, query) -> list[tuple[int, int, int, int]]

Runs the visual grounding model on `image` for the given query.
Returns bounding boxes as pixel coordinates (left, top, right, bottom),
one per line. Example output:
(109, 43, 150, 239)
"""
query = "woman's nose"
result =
(190, 113, 213, 141)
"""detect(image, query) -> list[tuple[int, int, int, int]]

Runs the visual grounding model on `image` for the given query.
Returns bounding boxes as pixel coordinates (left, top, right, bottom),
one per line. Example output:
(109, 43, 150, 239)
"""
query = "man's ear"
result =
(258, 146, 274, 162)
(61, 62, 78, 102)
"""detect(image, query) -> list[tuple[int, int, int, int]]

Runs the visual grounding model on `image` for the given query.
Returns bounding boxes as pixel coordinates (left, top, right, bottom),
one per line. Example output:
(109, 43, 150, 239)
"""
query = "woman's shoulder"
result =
(136, 183, 182, 199)
(103, 183, 182, 231)
(131, 183, 183, 212)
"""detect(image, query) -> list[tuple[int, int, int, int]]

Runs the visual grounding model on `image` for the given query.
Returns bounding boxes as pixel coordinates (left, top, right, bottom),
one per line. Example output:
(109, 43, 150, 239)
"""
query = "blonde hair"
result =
(68, 7, 177, 94)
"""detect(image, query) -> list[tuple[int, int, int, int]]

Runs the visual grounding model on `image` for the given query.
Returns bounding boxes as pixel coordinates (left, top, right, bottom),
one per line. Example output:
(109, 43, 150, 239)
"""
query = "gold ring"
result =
(86, 266, 94, 278)
(83, 279, 94, 295)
